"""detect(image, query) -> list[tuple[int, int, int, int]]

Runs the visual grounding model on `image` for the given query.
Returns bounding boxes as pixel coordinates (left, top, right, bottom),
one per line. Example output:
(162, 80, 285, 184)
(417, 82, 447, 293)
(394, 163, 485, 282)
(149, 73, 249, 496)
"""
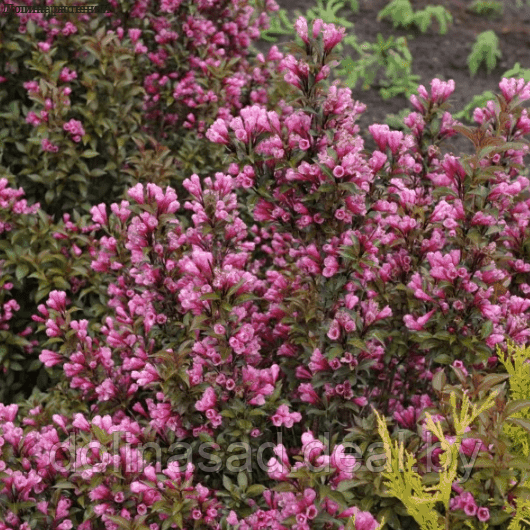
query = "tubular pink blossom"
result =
(195, 386, 217, 412)
(206, 118, 230, 144)
(403, 309, 436, 331)
(312, 18, 324, 39)
(39, 349, 63, 367)
(499, 77, 530, 103)
(127, 183, 145, 204)
(90, 203, 107, 225)
(47, 290, 67, 312)
(294, 16, 309, 44)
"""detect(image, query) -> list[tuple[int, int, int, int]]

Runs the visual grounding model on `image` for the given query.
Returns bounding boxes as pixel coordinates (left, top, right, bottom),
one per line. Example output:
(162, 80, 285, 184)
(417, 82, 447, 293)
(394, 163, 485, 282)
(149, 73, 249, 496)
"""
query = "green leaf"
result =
(319, 484, 348, 508)
(81, 150, 99, 158)
(53, 481, 76, 489)
(104, 515, 131, 529)
(478, 373, 509, 395)
(469, 456, 496, 468)
(493, 475, 509, 497)
(92, 424, 112, 445)
(161, 520, 173, 530)
(222, 475, 233, 492)
(480, 320, 494, 340)
(336, 479, 368, 492)
(348, 338, 366, 350)
(467, 30, 501, 77)
(431, 369, 446, 392)
(200, 292, 220, 301)
(237, 472, 248, 490)
(15, 264, 29, 281)
(227, 277, 247, 299)
(35, 287, 51, 303)
(433, 354, 452, 364)
(503, 399, 530, 421)
(246, 484, 267, 497)
(273, 482, 296, 492)
(53, 277, 71, 290)
(327, 345, 344, 359)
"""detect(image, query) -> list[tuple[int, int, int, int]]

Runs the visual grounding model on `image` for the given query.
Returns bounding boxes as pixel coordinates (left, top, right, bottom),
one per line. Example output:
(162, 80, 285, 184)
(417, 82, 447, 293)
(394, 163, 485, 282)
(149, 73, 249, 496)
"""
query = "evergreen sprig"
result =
(468, 30, 502, 77)
(377, 0, 453, 35)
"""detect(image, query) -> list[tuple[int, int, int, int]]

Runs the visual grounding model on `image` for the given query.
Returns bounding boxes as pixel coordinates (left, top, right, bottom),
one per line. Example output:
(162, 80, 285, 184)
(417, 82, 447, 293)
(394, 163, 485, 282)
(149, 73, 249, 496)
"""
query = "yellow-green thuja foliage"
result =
(497, 340, 530, 529)
(371, 340, 530, 530)
(372, 389, 499, 530)
(498, 341, 530, 459)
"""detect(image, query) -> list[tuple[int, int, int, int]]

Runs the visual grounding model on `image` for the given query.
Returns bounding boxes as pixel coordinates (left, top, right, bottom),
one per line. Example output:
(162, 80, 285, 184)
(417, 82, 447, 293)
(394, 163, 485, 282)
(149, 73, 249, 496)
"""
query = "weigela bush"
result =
(0, 176, 41, 401)
(0, 0, 283, 217)
(0, 0, 292, 401)
(2, 10, 530, 530)
(0, 171, 117, 403)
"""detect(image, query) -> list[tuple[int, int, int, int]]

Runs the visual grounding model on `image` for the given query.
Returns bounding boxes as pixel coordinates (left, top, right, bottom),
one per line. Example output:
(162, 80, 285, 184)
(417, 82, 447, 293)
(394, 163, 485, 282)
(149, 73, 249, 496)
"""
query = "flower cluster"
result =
(1, 9, 530, 530)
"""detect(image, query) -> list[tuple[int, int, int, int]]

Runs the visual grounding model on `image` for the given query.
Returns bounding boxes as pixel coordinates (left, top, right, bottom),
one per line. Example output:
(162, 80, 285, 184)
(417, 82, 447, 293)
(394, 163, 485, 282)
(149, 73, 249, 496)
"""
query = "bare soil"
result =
(254, 0, 530, 157)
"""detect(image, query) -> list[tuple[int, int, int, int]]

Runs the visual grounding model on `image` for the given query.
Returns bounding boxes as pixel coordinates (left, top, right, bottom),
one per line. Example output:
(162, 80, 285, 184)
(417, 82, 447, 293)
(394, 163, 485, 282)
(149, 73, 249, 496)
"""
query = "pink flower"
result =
(39, 349, 63, 367)
(41, 138, 59, 153)
(227, 511, 239, 525)
(331, 444, 356, 472)
(267, 457, 290, 480)
(206, 118, 230, 145)
(90, 203, 107, 225)
(499, 77, 530, 103)
(322, 22, 345, 53)
(333, 165, 345, 178)
(299, 383, 319, 404)
(459, 438, 487, 457)
(327, 322, 340, 340)
(403, 309, 436, 331)
(195, 387, 217, 412)
(430, 78, 455, 103)
(452, 360, 468, 377)
(464, 502, 477, 517)
(72, 413, 90, 431)
(134, 42, 148, 54)
(128, 28, 142, 43)
(59, 67, 77, 83)
(477, 507, 490, 522)
(349, 509, 380, 530)
(0, 404, 18, 422)
(47, 290, 67, 312)
(271, 404, 302, 428)
(299, 138, 310, 150)
(62, 22, 77, 36)
(214, 324, 225, 335)
(63, 119, 85, 139)
(394, 406, 416, 429)
(294, 16, 309, 44)
(130, 481, 150, 493)
(114, 492, 125, 503)
(128, 183, 145, 204)
(131, 363, 159, 386)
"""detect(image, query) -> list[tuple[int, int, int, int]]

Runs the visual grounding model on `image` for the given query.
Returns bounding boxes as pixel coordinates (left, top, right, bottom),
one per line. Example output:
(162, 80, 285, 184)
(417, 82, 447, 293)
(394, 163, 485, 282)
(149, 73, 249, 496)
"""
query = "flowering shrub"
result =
(0, 0, 283, 217)
(0, 0, 290, 401)
(0, 174, 108, 402)
(0, 176, 41, 401)
(1, 7, 530, 530)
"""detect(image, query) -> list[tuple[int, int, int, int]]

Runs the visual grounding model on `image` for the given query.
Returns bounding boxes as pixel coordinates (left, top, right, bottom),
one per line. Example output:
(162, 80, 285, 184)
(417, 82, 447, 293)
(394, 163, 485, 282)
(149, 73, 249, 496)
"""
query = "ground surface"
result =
(254, 0, 530, 157)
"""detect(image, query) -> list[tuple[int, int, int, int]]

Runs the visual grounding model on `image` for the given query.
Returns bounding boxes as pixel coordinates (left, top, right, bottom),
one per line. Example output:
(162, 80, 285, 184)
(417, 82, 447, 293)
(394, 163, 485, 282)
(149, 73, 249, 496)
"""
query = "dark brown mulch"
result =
(254, 0, 530, 159)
